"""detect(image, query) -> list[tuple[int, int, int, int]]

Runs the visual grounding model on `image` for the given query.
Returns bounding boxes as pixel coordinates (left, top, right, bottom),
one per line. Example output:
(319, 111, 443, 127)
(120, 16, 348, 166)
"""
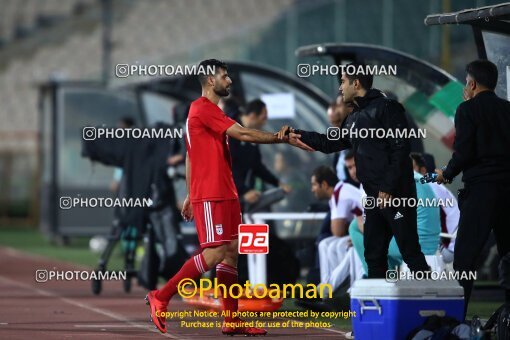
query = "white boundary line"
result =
(1, 246, 91, 270)
(277, 317, 348, 336)
(0, 248, 348, 337)
(0, 275, 183, 339)
(74, 324, 139, 328)
(320, 327, 348, 335)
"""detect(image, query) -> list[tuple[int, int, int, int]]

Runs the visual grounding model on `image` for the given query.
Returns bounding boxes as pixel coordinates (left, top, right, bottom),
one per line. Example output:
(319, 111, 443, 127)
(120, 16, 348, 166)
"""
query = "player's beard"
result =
(214, 85, 230, 97)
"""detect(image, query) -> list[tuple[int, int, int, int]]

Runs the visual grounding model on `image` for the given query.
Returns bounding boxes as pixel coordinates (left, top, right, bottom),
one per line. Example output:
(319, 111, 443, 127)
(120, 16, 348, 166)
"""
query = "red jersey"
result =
(185, 96, 238, 202)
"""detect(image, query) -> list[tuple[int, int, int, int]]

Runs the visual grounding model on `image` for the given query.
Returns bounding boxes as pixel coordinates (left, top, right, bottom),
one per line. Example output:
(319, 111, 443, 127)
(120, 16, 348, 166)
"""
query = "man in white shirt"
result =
(311, 166, 363, 284)
(326, 151, 366, 294)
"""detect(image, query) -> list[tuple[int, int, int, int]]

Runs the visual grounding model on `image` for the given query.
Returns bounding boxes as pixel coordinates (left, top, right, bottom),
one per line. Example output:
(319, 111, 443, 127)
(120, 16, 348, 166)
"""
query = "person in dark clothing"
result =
(276, 63, 429, 278)
(435, 59, 510, 319)
(82, 122, 181, 229)
(329, 97, 359, 188)
(219, 96, 243, 122)
(383, 90, 424, 154)
(230, 99, 290, 210)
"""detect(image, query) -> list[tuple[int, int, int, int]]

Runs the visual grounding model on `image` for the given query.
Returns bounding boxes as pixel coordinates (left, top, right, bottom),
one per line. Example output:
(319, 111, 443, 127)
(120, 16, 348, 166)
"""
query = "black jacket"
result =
(443, 91, 510, 184)
(298, 89, 415, 197)
(82, 123, 180, 228)
(229, 138, 279, 197)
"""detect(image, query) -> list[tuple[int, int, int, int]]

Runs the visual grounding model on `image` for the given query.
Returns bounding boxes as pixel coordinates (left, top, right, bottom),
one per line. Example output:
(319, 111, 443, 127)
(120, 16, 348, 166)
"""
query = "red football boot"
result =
(145, 290, 168, 333)
(221, 317, 267, 336)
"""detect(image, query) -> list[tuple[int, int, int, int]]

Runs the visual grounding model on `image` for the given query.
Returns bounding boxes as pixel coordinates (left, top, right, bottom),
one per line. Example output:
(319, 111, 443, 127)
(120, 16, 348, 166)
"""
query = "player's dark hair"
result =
(313, 166, 338, 187)
(466, 60, 498, 90)
(344, 149, 355, 161)
(198, 59, 227, 86)
(409, 152, 426, 169)
(344, 62, 373, 90)
(244, 99, 266, 116)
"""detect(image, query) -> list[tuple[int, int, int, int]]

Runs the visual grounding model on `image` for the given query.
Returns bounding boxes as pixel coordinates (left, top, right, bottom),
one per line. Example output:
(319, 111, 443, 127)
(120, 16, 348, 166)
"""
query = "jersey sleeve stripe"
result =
(185, 118, 191, 149)
(203, 202, 210, 243)
(208, 202, 215, 243)
(205, 201, 214, 243)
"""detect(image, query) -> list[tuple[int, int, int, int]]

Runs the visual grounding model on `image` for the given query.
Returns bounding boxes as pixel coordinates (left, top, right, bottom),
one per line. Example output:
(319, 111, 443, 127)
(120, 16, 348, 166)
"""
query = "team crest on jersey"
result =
(215, 224, 223, 235)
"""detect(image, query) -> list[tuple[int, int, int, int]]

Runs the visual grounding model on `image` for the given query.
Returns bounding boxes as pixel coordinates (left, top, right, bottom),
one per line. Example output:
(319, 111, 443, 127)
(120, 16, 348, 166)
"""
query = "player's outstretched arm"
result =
(181, 152, 193, 221)
(276, 125, 347, 153)
(274, 125, 314, 151)
(226, 122, 283, 144)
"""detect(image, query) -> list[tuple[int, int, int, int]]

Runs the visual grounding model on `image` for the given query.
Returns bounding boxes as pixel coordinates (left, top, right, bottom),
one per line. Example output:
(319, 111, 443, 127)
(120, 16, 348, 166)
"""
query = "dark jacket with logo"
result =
(297, 89, 416, 198)
(442, 91, 510, 184)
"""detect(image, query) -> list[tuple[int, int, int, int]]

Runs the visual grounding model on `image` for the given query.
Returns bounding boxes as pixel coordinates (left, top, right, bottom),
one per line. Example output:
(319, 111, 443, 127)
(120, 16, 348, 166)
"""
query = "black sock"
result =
(506, 289, 510, 304)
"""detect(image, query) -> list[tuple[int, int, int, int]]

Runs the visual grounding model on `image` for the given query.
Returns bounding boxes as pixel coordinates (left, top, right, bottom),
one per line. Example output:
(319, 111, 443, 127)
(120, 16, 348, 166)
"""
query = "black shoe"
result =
(482, 302, 509, 331)
(496, 303, 510, 340)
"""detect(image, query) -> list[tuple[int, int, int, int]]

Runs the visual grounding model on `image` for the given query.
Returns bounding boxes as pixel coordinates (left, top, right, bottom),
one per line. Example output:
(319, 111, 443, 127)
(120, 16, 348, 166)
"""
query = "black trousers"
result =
(363, 188, 429, 278)
(453, 182, 510, 319)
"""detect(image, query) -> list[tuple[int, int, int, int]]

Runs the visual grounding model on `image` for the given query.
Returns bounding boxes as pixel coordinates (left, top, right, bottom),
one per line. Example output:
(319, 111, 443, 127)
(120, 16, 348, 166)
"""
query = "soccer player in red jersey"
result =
(146, 59, 287, 336)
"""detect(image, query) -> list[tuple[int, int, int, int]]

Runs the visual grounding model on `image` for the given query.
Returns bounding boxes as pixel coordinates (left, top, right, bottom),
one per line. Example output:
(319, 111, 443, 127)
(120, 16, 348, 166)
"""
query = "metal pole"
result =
(285, 6, 298, 74)
(440, 0, 451, 73)
(382, 0, 394, 48)
(334, 0, 347, 43)
(101, 0, 113, 84)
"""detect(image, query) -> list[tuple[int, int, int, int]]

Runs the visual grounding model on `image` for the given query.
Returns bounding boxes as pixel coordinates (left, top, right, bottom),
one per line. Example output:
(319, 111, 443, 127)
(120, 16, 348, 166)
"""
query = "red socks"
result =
(155, 253, 239, 323)
(216, 263, 238, 321)
(156, 253, 209, 302)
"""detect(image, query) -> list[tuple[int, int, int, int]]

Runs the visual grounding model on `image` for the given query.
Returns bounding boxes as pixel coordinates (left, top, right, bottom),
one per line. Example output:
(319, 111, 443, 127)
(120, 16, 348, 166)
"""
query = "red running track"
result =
(0, 247, 348, 339)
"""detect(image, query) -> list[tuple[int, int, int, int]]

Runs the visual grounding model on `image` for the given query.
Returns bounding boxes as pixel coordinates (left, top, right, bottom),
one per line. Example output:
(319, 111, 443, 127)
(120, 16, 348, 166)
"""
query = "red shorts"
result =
(192, 199, 242, 248)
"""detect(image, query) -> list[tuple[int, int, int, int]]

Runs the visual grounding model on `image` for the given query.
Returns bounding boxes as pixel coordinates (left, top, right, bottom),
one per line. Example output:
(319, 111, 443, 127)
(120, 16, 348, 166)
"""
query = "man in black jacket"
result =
(230, 99, 290, 210)
(436, 60, 510, 318)
(277, 64, 429, 278)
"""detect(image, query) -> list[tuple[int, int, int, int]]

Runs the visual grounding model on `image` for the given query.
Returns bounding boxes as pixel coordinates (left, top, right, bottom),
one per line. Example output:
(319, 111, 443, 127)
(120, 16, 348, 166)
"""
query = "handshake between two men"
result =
(275, 125, 393, 201)
(274, 125, 315, 152)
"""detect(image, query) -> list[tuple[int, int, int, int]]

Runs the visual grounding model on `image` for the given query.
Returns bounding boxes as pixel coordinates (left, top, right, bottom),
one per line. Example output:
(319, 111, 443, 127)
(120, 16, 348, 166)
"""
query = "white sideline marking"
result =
(278, 317, 348, 336)
(1, 246, 90, 270)
(0, 275, 182, 339)
(74, 324, 139, 328)
(320, 327, 348, 335)
(0, 246, 348, 338)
